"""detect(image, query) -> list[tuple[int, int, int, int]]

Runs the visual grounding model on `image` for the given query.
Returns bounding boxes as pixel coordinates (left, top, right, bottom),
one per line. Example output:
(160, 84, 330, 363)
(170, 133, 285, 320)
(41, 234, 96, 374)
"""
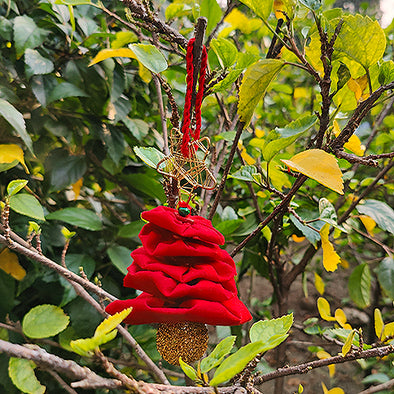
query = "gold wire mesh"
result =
(156, 128, 216, 193)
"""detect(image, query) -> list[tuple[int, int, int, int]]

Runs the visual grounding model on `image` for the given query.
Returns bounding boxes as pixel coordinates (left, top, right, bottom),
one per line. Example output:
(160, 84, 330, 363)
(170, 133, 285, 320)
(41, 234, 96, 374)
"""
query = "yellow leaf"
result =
(0, 248, 26, 280)
(292, 234, 305, 243)
(314, 272, 325, 295)
(223, 9, 262, 35)
(327, 389, 345, 394)
(72, 178, 83, 200)
(0, 144, 29, 173)
(89, 48, 137, 66)
(383, 321, 394, 341)
(95, 307, 133, 338)
(340, 258, 349, 269)
(359, 215, 376, 236)
(238, 142, 256, 165)
(334, 308, 347, 328)
(341, 330, 355, 356)
(273, 0, 296, 19)
(317, 350, 335, 377)
(333, 120, 365, 156)
(138, 62, 152, 83)
(293, 87, 309, 99)
(374, 308, 384, 340)
(321, 382, 328, 394)
(281, 149, 344, 194)
(255, 128, 265, 138)
(317, 297, 336, 321)
(320, 224, 341, 272)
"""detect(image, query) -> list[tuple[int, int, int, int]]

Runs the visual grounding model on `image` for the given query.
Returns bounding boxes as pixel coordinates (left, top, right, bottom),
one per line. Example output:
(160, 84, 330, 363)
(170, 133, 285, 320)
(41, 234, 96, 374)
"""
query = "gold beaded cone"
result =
(156, 321, 208, 365)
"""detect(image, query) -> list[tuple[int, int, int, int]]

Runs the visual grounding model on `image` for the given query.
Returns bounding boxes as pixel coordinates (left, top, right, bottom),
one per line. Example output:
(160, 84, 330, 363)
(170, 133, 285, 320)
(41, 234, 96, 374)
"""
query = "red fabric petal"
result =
(130, 248, 237, 282)
(139, 224, 225, 257)
(124, 268, 237, 301)
(141, 206, 225, 245)
(105, 293, 252, 326)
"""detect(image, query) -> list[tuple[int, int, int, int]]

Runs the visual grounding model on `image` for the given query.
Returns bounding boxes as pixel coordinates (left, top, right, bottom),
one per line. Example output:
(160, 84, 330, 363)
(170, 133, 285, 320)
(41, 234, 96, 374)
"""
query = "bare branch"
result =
(254, 345, 394, 385)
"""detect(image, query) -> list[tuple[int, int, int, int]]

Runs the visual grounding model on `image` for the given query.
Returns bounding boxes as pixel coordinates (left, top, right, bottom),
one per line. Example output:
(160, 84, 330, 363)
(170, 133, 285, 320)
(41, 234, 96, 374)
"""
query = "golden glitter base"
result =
(156, 321, 208, 365)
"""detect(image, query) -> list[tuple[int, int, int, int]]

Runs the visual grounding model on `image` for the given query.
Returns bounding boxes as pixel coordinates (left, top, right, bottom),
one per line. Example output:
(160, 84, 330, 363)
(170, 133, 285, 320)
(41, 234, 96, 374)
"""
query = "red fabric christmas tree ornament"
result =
(106, 206, 251, 326)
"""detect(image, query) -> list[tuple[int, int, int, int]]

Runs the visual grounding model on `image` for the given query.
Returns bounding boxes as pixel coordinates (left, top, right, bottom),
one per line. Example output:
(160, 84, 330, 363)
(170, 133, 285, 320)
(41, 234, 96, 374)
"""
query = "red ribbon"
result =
(180, 38, 207, 157)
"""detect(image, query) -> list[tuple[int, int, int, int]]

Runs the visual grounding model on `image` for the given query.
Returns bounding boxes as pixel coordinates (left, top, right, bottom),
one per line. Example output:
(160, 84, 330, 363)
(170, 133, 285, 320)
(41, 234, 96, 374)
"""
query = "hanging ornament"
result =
(106, 206, 252, 364)
(106, 38, 252, 366)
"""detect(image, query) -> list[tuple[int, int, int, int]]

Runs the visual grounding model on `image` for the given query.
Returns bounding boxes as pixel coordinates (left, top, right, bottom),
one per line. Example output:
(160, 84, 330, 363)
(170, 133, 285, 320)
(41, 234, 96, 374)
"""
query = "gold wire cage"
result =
(156, 128, 216, 194)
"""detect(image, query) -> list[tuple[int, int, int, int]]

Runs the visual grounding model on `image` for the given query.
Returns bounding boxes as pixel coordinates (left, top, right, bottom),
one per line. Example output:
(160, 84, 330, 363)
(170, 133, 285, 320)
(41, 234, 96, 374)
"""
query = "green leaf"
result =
(210, 38, 238, 69)
(376, 257, 394, 300)
(263, 114, 317, 162)
(118, 220, 145, 238)
(215, 219, 243, 236)
(45, 149, 87, 191)
(200, 0, 222, 34)
(229, 165, 258, 182)
(378, 61, 394, 86)
(8, 358, 45, 394)
(126, 173, 166, 202)
(348, 263, 371, 308)
(238, 59, 285, 126)
(276, 114, 318, 138)
(107, 245, 132, 275)
(7, 179, 28, 197)
(123, 118, 149, 141)
(238, 0, 274, 20)
(334, 15, 386, 69)
(134, 146, 165, 168)
(289, 212, 323, 246)
(46, 208, 103, 231)
(0, 99, 32, 152)
(24, 49, 54, 78)
(210, 339, 285, 386)
(318, 198, 346, 232)
(13, 16, 49, 58)
(356, 199, 394, 235)
(298, 0, 322, 11)
(48, 82, 89, 103)
(55, 0, 92, 4)
(9, 194, 45, 221)
(179, 358, 199, 381)
(200, 336, 236, 374)
(22, 304, 70, 338)
(250, 313, 293, 343)
(129, 44, 167, 73)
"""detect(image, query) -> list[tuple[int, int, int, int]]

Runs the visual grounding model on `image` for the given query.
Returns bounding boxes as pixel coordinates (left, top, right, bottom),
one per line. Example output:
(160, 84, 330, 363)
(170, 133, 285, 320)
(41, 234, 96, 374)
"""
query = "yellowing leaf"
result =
(273, 0, 295, 19)
(321, 382, 329, 394)
(0, 144, 29, 173)
(333, 120, 365, 156)
(359, 215, 376, 236)
(316, 350, 335, 377)
(72, 178, 83, 200)
(334, 308, 347, 328)
(281, 149, 344, 194)
(238, 59, 285, 126)
(292, 234, 305, 243)
(223, 9, 262, 35)
(314, 272, 325, 295)
(327, 388, 345, 394)
(340, 258, 349, 269)
(89, 48, 137, 66)
(238, 142, 256, 165)
(320, 223, 341, 272)
(255, 128, 265, 138)
(294, 87, 309, 99)
(374, 308, 384, 340)
(95, 307, 133, 338)
(238, 0, 273, 21)
(341, 330, 355, 356)
(383, 322, 394, 341)
(0, 248, 26, 280)
(317, 297, 336, 321)
(138, 62, 151, 83)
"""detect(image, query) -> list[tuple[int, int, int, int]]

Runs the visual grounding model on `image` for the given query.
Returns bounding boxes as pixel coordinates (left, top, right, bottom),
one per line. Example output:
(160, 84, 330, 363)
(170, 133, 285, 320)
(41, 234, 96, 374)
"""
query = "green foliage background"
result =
(0, 0, 393, 392)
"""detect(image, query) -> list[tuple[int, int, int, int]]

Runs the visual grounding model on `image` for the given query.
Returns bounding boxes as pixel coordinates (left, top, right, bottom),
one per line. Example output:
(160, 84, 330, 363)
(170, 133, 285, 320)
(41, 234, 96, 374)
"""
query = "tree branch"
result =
(254, 345, 394, 385)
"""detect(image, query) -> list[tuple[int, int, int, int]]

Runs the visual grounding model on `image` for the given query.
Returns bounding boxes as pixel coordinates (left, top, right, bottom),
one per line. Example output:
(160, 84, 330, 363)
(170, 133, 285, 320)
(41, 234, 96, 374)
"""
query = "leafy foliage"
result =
(0, 0, 393, 392)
